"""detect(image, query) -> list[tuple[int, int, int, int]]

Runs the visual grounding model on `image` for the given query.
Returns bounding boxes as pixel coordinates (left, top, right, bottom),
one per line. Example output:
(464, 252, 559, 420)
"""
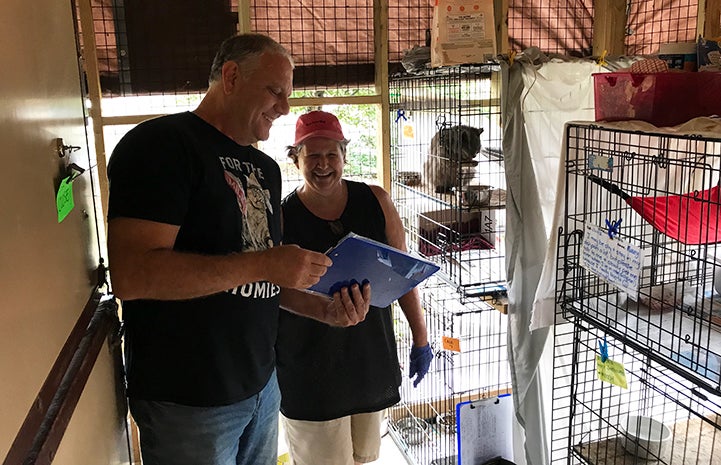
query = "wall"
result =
(0, 0, 128, 463)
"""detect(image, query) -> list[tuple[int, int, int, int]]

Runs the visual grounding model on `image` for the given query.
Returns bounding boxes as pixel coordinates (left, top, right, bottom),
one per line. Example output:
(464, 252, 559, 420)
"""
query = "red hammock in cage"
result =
(588, 174, 721, 245)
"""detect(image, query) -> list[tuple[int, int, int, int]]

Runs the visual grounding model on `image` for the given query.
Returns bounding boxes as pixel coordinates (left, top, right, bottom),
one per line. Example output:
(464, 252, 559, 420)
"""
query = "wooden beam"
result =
(238, 0, 251, 34)
(704, 0, 721, 38)
(290, 95, 382, 107)
(593, 0, 627, 56)
(2, 291, 103, 465)
(101, 95, 385, 128)
(374, 0, 391, 191)
(494, 0, 509, 54)
(77, 0, 110, 231)
(388, 387, 513, 421)
(31, 301, 120, 465)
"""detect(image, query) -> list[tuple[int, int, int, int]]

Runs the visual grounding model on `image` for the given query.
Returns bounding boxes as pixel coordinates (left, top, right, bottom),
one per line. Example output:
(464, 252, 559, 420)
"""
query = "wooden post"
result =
(374, 0, 391, 191)
(494, 0, 509, 54)
(593, 0, 627, 56)
(238, 0, 251, 34)
(77, 0, 110, 224)
(703, 0, 721, 38)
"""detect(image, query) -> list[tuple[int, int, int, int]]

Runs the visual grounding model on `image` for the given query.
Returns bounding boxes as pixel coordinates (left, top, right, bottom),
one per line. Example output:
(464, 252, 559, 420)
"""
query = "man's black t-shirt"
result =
(108, 112, 282, 406)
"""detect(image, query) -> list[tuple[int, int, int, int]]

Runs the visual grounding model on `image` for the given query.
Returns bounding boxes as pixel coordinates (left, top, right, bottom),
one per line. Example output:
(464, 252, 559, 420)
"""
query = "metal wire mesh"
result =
(251, 0, 376, 91)
(552, 123, 721, 464)
(121, 0, 238, 95)
(389, 65, 506, 300)
(389, 280, 512, 465)
(626, 0, 699, 55)
(84, 1, 704, 101)
(85, 0, 128, 96)
(387, 65, 510, 463)
(508, 0, 594, 57)
(389, 0, 434, 64)
(554, 320, 721, 464)
(88, 0, 380, 97)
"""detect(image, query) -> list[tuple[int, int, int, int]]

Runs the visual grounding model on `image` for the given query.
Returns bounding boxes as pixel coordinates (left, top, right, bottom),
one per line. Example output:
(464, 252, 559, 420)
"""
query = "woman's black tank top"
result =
(277, 180, 402, 420)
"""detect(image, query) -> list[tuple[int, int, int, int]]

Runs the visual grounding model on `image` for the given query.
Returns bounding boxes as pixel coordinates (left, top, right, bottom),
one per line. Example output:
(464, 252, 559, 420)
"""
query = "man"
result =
(107, 33, 370, 465)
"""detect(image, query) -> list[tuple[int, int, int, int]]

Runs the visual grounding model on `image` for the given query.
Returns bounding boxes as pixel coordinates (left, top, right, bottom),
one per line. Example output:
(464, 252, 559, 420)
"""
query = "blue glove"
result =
(409, 344, 433, 387)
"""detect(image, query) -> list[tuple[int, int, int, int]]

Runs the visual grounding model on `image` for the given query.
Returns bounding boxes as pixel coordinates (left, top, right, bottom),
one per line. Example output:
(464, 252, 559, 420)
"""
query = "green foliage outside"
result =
(289, 88, 378, 180)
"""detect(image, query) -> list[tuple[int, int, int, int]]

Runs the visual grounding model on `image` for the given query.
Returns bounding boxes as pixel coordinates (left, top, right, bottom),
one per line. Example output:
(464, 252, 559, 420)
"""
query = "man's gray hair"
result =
(208, 33, 294, 85)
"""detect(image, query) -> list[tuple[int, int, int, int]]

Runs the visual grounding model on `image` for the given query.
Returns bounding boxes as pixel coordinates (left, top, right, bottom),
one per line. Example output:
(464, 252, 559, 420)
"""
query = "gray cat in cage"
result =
(423, 125, 483, 193)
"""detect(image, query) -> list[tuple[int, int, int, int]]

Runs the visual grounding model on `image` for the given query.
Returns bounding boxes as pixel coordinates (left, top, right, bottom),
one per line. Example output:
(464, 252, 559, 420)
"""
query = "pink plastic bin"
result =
(593, 72, 721, 127)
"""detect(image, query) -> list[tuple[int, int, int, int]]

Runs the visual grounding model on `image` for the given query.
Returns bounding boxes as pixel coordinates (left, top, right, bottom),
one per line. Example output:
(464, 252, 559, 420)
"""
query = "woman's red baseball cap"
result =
(294, 110, 347, 145)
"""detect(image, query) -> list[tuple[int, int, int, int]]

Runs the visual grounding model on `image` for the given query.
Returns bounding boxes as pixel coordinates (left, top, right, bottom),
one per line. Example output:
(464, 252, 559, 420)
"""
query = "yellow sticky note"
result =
(402, 123, 415, 140)
(596, 355, 628, 389)
(277, 453, 291, 464)
(442, 336, 461, 352)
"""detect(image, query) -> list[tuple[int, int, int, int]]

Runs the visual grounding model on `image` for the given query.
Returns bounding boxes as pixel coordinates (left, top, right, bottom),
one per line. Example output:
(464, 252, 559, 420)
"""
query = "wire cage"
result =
(553, 123, 721, 464)
(553, 319, 721, 464)
(389, 65, 506, 302)
(389, 279, 512, 465)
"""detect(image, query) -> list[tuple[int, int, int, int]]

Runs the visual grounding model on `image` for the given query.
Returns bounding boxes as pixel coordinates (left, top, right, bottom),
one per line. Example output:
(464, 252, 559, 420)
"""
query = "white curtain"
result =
(501, 48, 612, 465)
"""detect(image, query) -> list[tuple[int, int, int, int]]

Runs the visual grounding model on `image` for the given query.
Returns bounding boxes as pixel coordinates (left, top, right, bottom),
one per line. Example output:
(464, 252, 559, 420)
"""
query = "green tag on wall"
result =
(596, 355, 628, 389)
(56, 176, 74, 223)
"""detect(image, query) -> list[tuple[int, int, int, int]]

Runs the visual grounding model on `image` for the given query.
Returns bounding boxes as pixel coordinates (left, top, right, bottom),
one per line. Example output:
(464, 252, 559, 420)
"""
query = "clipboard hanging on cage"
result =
(588, 174, 721, 245)
(456, 394, 514, 465)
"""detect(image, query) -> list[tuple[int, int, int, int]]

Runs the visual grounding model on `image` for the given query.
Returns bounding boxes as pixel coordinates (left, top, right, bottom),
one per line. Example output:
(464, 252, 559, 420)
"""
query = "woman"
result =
(276, 110, 433, 465)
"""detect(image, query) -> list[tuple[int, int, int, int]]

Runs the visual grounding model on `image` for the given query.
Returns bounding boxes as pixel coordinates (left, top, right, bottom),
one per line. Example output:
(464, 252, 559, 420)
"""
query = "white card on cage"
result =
(580, 223, 644, 297)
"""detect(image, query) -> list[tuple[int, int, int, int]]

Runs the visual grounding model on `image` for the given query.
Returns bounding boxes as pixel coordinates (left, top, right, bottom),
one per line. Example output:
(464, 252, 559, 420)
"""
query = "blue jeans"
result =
(129, 371, 280, 465)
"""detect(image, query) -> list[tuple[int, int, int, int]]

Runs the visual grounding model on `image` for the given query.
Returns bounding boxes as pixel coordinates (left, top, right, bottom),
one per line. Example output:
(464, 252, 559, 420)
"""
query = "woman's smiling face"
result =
(296, 137, 346, 193)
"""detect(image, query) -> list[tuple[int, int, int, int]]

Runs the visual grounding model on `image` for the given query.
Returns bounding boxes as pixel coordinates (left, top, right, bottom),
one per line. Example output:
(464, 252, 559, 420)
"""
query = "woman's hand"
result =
(323, 281, 372, 326)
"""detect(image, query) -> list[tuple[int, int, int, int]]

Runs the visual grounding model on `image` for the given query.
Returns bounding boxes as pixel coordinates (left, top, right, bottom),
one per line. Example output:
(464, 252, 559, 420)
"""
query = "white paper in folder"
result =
(456, 394, 513, 465)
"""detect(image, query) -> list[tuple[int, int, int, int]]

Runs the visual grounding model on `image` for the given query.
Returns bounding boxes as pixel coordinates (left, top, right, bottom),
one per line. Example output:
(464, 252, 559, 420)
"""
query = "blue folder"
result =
(307, 232, 440, 308)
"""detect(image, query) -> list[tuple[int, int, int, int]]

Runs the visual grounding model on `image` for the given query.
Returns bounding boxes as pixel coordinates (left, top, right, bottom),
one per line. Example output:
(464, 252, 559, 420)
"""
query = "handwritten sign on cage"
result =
(580, 223, 644, 296)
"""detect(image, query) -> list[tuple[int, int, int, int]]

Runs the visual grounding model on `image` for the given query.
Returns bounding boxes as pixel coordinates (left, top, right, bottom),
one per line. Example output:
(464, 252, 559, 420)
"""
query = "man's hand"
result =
(409, 344, 433, 387)
(262, 245, 332, 289)
(323, 282, 371, 327)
